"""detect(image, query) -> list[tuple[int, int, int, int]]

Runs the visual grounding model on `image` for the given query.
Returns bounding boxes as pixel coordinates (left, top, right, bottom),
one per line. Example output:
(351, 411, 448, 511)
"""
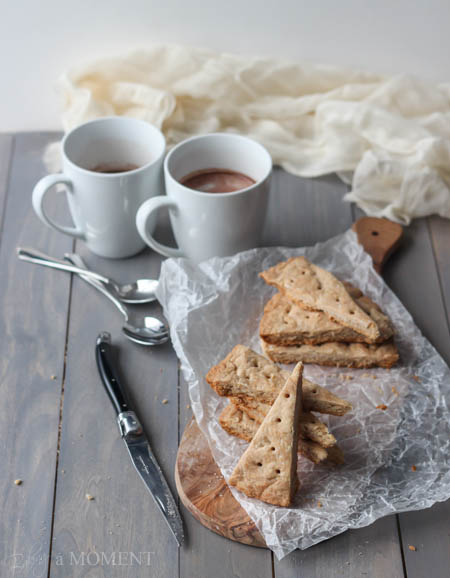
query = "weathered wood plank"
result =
(273, 182, 404, 577)
(179, 375, 274, 578)
(49, 245, 181, 576)
(380, 216, 450, 362)
(0, 134, 13, 236)
(0, 132, 73, 578)
(356, 209, 450, 578)
(429, 215, 450, 330)
(263, 172, 354, 247)
(392, 215, 450, 578)
(399, 501, 450, 578)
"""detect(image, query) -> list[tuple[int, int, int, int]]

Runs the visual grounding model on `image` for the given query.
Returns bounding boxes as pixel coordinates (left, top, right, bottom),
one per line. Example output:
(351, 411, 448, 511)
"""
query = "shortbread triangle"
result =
(260, 290, 393, 345)
(219, 403, 331, 464)
(206, 345, 352, 415)
(228, 362, 303, 507)
(233, 400, 337, 448)
(259, 257, 380, 341)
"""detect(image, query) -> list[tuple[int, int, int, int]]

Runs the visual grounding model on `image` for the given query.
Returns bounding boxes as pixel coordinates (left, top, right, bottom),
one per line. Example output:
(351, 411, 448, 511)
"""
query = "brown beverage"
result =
(179, 168, 255, 193)
(90, 163, 140, 174)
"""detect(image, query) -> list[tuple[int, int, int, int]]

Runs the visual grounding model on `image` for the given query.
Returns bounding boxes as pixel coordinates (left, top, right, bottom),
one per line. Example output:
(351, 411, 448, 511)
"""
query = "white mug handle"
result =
(32, 174, 85, 239)
(136, 196, 185, 258)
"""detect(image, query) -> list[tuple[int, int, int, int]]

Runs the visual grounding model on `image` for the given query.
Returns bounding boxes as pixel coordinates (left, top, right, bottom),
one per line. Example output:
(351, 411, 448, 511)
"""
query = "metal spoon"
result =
(65, 253, 169, 346)
(17, 247, 158, 304)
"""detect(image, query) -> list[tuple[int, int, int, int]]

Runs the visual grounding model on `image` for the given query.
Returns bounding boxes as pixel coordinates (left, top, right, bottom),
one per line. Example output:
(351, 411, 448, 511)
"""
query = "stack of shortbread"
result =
(259, 256, 399, 368)
(206, 345, 352, 506)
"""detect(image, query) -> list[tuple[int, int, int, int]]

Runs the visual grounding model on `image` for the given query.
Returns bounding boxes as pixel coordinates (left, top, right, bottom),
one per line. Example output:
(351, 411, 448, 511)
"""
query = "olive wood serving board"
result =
(175, 418, 266, 547)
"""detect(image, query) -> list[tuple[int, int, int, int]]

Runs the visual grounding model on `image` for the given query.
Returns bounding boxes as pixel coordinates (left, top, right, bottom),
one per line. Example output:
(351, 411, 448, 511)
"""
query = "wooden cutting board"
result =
(175, 417, 266, 546)
(175, 217, 403, 546)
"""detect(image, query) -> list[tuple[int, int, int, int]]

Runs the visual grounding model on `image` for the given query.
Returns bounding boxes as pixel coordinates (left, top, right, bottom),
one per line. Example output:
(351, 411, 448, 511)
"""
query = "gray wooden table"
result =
(0, 132, 449, 578)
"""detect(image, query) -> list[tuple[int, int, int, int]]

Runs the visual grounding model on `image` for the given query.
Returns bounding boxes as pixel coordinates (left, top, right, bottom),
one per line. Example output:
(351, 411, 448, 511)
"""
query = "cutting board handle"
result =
(352, 217, 403, 273)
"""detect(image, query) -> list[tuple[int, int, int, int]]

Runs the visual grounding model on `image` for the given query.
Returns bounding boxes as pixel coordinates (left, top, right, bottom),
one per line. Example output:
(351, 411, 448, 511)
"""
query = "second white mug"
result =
(135, 133, 272, 262)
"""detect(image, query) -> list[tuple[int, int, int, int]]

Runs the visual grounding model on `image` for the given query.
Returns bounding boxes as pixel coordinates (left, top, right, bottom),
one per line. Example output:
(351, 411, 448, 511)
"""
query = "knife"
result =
(95, 331, 184, 546)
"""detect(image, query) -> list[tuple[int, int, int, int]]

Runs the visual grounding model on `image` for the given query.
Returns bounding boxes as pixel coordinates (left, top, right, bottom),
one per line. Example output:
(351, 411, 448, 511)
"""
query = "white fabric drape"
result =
(45, 44, 450, 224)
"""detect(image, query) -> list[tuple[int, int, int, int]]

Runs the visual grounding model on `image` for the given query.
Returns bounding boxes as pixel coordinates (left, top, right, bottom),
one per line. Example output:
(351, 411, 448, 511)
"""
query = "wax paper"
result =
(155, 229, 450, 560)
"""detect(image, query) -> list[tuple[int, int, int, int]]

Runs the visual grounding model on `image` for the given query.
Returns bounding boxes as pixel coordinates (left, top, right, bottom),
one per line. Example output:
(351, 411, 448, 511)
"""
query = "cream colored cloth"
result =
(46, 44, 450, 224)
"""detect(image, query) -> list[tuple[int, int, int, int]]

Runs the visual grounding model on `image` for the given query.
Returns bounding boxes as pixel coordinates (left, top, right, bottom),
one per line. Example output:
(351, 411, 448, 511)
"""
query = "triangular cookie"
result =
(233, 400, 337, 448)
(259, 257, 380, 341)
(260, 291, 393, 345)
(228, 363, 303, 507)
(206, 345, 352, 415)
(206, 344, 284, 403)
(219, 403, 330, 464)
(232, 384, 352, 417)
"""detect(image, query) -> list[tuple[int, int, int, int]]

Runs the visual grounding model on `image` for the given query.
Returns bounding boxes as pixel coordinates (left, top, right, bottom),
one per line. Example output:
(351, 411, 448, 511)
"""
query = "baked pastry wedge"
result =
(260, 291, 393, 345)
(231, 400, 336, 448)
(228, 363, 303, 507)
(259, 257, 380, 342)
(207, 345, 352, 415)
(219, 403, 330, 464)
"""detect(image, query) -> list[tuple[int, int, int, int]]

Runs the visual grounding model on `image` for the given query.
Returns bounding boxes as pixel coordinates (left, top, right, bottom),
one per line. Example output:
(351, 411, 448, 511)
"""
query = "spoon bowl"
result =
(124, 310, 169, 341)
(118, 279, 159, 304)
(122, 326, 170, 346)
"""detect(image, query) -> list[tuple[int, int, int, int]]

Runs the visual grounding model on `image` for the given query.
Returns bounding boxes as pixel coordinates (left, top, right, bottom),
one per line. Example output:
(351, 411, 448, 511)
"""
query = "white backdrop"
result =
(1, 0, 449, 131)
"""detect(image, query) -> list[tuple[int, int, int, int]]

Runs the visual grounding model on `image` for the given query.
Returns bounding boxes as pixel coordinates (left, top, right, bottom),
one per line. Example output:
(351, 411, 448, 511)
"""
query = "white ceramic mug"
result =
(135, 133, 272, 262)
(32, 117, 166, 258)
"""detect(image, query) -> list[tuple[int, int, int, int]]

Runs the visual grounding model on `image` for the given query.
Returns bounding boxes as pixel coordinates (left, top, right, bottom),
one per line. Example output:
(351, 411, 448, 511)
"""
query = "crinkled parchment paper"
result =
(155, 229, 450, 560)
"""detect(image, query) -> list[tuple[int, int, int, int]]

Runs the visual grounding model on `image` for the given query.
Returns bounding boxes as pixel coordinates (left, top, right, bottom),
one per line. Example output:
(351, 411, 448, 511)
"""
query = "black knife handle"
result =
(96, 332, 130, 416)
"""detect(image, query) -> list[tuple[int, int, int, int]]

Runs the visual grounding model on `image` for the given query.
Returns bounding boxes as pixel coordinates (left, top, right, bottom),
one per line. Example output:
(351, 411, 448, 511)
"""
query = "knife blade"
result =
(95, 331, 184, 546)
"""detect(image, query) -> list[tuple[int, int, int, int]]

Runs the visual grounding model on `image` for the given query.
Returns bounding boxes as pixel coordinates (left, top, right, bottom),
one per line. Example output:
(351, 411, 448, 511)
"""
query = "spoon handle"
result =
(65, 253, 129, 319)
(17, 247, 110, 285)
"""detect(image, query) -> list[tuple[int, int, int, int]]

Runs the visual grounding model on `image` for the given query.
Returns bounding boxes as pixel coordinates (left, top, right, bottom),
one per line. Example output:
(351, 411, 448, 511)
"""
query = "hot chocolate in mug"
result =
(32, 116, 166, 258)
(135, 133, 272, 262)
